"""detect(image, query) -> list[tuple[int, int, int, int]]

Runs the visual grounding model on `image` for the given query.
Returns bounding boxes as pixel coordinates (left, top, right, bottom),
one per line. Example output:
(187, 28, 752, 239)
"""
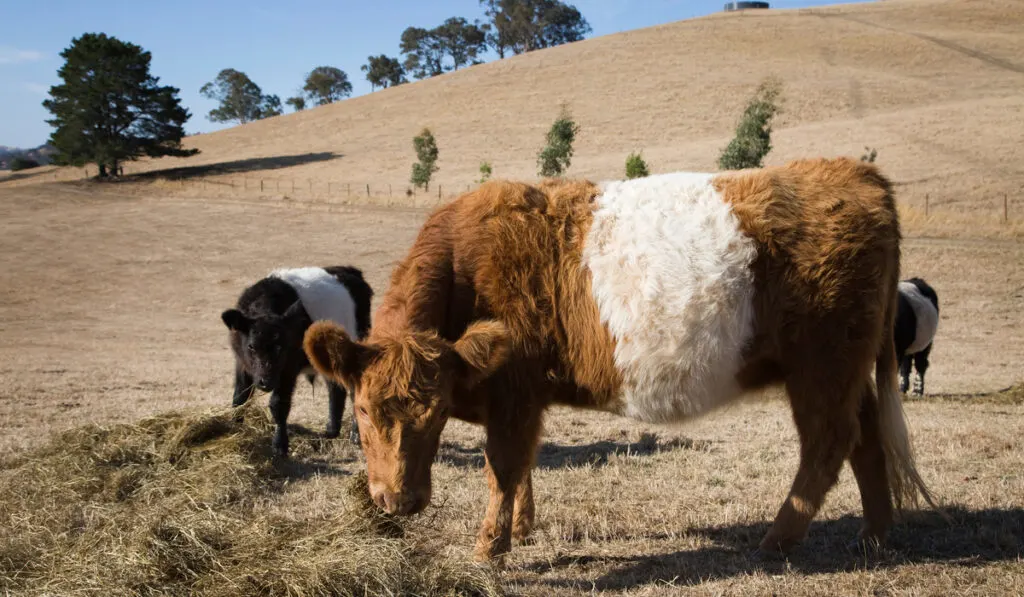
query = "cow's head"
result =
(303, 320, 510, 515)
(222, 301, 309, 392)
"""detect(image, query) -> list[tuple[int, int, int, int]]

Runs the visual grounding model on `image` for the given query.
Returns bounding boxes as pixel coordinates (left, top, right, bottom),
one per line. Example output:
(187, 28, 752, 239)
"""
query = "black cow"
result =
(894, 277, 939, 396)
(221, 266, 373, 456)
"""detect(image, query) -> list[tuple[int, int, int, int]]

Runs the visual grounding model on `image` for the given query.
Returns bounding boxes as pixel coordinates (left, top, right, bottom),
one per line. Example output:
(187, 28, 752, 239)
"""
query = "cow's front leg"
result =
(269, 375, 296, 457)
(325, 381, 346, 439)
(475, 405, 541, 562)
(232, 363, 255, 407)
(512, 470, 535, 542)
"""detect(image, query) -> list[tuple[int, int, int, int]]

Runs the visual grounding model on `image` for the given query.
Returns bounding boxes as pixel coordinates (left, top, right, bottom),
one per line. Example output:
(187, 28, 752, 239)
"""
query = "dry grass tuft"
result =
(0, 404, 503, 597)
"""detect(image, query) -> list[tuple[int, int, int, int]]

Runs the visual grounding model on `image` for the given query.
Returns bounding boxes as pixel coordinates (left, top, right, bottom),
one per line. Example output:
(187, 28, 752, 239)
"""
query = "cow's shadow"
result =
(269, 423, 359, 481)
(436, 432, 711, 470)
(524, 506, 1024, 590)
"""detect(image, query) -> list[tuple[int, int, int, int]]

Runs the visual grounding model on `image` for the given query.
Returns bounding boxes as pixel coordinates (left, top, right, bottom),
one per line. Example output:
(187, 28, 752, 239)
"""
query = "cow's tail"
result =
(876, 271, 940, 514)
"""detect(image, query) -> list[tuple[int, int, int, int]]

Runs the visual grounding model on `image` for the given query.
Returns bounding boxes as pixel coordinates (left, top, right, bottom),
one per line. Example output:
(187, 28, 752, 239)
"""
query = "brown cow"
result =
(304, 157, 937, 561)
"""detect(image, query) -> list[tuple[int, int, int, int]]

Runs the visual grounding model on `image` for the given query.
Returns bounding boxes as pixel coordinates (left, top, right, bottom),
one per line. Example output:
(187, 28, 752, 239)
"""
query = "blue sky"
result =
(1, 0, 862, 148)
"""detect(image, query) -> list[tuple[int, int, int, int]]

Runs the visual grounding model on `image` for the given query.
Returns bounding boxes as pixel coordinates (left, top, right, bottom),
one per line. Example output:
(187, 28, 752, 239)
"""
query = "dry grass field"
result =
(2, 0, 1023, 593)
(1, 180, 1021, 595)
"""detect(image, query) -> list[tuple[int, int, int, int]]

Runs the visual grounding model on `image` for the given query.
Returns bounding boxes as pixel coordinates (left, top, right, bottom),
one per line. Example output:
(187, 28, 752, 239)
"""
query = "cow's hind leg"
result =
(325, 381, 346, 439)
(912, 344, 932, 396)
(760, 373, 860, 553)
(898, 355, 913, 394)
(847, 381, 893, 547)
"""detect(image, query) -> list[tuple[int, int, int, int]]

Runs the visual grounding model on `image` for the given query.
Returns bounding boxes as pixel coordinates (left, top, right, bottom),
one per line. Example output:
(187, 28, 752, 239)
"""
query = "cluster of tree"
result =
(362, 55, 406, 91)
(400, 17, 488, 80)
(200, 66, 353, 120)
(0, 143, 54, 171)
(200, 69, 282, 123)
(480, 0, 592, 58)
(395, 1, 589, 81)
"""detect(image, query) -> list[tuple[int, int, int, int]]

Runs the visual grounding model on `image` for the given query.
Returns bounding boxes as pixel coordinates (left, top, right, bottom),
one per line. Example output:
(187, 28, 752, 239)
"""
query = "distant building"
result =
(724, 1, 770, 10)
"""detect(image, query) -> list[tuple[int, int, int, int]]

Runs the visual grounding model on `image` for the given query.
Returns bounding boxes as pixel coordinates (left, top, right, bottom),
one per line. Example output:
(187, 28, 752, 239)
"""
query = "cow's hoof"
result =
(324, 426, 341, 440)
(748, 547, 785, 564)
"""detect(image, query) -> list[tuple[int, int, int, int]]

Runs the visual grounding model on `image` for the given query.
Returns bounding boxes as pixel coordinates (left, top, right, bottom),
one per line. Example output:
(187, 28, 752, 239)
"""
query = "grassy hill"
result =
(7, 0, 1024, 215)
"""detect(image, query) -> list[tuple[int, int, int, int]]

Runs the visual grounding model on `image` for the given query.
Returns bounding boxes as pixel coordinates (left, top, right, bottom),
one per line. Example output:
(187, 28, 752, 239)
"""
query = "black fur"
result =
(894, 277, 939, 396)
(222, 266, 373, 456)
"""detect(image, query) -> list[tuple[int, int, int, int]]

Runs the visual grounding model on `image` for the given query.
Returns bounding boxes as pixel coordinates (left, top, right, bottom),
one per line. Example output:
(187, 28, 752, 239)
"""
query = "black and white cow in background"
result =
(221, 266, 373, 456)
(894, 277, 939, 396)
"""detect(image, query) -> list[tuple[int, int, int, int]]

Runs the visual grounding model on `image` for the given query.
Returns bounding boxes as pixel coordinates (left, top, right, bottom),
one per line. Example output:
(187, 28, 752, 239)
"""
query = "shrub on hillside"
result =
(717, 77, 783, 171)
(410, 128, 439, 191)
(9, 157, 40, 171)
(861, 146, 878, 163)
(477, 161, 493, 183)
(625, 151, 649, 179)
(537, 104, 580, 177)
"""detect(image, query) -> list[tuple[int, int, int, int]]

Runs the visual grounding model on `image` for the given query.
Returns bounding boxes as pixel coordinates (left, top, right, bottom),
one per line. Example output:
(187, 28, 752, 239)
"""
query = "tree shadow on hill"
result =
(436, 432, 711, 470)
(0, 168, 51, 184)
(128, 152, 341, 181)
(526, 506, 1024, 591)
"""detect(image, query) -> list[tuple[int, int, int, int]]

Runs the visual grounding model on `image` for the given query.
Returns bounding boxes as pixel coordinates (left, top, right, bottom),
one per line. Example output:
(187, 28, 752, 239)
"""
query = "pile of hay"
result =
(0, 404, 502, 596)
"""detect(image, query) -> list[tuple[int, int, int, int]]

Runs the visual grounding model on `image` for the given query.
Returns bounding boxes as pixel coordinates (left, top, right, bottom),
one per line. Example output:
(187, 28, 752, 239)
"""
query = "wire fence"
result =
(35, 165, 1024, 224)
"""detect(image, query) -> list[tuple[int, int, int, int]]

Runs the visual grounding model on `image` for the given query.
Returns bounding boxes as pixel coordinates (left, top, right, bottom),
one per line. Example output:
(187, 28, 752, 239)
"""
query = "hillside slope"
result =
(9, 0, 1024, 212)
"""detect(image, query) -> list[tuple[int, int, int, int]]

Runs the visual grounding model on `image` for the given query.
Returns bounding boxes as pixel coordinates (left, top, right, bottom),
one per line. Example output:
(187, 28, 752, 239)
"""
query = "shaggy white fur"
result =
(899, 281, 939, 354)
(584, 172, 758, 423)
(269, 267, 359, 337)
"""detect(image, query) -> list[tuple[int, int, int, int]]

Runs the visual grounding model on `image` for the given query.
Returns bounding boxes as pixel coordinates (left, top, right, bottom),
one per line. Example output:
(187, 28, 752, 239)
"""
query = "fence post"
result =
(347, 183, 350, 197)
(925, 193, 929, 216)
(366, 183, 370, 197)
(1005, 193, 1009, 224)
(438, 184, 442, 199)
(261, 179, 264, 192)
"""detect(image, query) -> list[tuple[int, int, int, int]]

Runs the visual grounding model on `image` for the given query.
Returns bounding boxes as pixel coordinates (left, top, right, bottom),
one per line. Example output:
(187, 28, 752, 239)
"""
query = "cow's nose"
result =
(379, 490, 415, 515)
(257, 379, 273, 391)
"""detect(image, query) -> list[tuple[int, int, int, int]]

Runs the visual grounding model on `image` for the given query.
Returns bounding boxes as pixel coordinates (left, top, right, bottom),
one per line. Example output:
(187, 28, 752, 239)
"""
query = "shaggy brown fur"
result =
(305, 157, 935, 561)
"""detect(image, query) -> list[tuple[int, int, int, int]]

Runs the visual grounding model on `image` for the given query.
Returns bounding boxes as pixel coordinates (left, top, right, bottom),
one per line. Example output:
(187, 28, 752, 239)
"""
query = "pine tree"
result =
(43, 33, 196, 177)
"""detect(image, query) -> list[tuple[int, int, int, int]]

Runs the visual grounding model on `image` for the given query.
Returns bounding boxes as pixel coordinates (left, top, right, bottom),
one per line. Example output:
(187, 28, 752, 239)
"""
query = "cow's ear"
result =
(303, 321, 373, 387)
(452, 320, 511, 388)
(222, 309, 251, 333)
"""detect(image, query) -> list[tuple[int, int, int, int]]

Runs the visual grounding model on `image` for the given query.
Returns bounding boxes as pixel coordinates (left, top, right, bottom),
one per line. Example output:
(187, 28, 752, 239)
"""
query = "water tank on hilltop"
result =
(724, 1, 770, 10)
